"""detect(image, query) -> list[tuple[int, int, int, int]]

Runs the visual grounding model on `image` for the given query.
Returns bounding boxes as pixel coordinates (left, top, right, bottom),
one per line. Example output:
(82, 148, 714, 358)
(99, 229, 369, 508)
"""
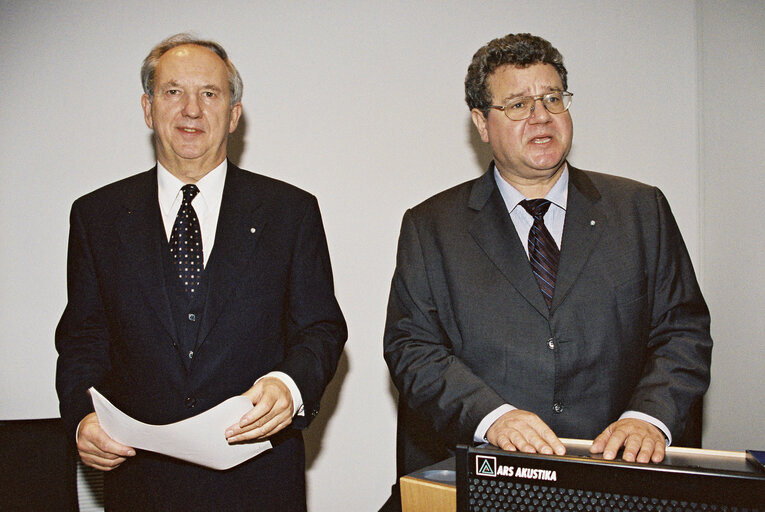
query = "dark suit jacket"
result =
(384, 164, 712, 477)
(56, 162, 347, 511)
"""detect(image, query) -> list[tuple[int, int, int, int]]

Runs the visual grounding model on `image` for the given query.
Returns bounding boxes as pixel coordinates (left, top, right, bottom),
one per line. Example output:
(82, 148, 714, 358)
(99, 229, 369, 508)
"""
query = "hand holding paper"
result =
(77, 412, 136, 471)
(225, 376, 294, 443)
(90, 387, 271, 470)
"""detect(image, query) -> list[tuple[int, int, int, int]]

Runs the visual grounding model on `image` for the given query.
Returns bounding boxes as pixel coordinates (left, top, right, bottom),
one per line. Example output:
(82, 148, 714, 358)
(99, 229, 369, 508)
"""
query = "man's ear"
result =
(471, 108, 490, 143)
(141, 94, 153, 130)
(228, 102, 242, 133)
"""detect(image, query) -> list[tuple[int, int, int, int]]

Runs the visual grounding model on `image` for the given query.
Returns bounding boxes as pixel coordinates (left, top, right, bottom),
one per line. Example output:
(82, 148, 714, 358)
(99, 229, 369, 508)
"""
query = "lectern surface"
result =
(457, 439, 765, 511)
(401, 457, 456, 512)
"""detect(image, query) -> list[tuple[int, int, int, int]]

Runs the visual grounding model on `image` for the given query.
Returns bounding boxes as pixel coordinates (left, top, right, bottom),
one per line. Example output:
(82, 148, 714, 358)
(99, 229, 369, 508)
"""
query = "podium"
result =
(400, 457, 455, 512)
(400, 440, 765, 512)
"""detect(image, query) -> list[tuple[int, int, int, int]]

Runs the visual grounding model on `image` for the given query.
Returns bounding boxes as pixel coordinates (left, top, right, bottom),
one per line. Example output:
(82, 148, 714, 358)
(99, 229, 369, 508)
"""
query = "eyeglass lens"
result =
(506, 92, 570, 120)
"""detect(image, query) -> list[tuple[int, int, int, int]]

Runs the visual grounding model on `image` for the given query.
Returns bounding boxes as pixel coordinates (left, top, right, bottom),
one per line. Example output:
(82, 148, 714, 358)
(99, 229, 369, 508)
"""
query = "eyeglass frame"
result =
(488, 91, 573, 121)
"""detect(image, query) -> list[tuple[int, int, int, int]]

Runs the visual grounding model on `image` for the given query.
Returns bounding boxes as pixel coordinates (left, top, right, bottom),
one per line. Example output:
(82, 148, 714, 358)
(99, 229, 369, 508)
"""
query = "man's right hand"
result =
(486, 409, 566, 456)
(77, 412, 135, 471)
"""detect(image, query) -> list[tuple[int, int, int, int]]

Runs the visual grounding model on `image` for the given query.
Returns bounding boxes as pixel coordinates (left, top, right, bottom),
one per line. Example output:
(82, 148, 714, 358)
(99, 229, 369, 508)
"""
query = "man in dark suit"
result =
(55, 33, 347, 511)
(381, 33, 711, 509)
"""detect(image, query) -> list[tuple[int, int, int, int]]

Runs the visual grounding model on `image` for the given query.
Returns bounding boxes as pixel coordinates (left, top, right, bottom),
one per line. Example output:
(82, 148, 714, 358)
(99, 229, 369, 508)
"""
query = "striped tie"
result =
(521, 199, 559, 308)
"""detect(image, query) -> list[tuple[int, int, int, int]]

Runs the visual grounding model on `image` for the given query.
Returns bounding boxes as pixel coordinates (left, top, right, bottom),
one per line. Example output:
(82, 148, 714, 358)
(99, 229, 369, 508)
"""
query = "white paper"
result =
(90, 387, 271, 470)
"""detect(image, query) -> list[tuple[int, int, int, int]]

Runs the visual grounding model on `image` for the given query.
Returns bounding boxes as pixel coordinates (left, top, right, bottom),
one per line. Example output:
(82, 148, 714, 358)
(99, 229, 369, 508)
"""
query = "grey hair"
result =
(141, 33, 243, 107)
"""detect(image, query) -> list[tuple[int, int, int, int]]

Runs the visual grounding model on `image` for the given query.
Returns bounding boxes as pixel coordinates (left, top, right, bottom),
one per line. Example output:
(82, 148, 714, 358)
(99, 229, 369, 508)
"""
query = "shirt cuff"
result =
(474, 404, 517, 443)
(256, 371, 305, 417)
(620, 410, 672, 446)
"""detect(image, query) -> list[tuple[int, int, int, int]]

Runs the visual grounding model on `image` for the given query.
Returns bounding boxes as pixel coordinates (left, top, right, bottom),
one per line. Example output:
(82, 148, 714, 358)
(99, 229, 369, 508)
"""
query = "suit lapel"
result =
(468, 169, 551, 316)
(196, 164, 265, 348)
(552, 166, 606, 311)
(113, 168, 177, 341)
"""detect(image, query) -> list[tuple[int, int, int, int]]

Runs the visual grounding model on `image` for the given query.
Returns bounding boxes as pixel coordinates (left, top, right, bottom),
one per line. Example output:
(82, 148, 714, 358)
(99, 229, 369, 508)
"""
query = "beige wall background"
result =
(1, 1, 762, 509)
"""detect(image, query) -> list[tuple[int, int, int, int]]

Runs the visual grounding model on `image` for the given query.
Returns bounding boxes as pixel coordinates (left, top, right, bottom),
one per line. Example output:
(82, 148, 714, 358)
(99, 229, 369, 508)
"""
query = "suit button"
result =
(553, 402, 563, 413)
(188, 313, 196, 322)
(185, 397, 197, 408)
(547, 338, 555, 350)
(188, 351, 194, 359)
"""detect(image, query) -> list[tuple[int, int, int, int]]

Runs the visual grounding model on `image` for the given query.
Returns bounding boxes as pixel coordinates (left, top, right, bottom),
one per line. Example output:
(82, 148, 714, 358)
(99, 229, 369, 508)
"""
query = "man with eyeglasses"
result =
(381, 32, 711, 510)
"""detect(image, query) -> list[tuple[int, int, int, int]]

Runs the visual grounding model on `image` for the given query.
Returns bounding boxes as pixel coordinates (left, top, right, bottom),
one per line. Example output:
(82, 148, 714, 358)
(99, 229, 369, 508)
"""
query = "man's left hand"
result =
(225, 377, 293, 443)
(590, 418, 666, 463)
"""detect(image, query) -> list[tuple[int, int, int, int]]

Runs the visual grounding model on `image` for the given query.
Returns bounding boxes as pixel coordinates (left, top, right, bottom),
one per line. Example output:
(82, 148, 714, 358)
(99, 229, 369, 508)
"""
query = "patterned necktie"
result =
(169, 184, 203, 296)
(520, 199, 560, 308)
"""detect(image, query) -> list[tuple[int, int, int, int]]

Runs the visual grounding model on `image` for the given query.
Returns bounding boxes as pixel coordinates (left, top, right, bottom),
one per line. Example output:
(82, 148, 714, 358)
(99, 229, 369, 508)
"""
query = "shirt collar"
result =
(493, 163, 569, 214)
(157, 160, 228, 216)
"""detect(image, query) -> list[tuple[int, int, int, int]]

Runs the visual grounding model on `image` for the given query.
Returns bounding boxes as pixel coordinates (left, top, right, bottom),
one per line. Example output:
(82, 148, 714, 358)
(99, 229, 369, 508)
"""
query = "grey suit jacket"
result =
(384, 164, 711, 475)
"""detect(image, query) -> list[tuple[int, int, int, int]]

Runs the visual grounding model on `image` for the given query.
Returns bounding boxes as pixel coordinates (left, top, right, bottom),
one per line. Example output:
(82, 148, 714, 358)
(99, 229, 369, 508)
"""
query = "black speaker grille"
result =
(467, 476, 762, 512)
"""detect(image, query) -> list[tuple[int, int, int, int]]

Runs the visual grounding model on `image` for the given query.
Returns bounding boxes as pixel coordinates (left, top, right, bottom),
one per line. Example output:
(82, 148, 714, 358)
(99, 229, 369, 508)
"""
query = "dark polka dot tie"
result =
(169, 184, 203, 296)
(520, 199, 559, 308)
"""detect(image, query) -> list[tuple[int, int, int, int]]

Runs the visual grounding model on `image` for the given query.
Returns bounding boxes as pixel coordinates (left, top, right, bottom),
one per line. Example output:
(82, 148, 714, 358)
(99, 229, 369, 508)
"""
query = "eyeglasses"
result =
(489, 91, 573, 121)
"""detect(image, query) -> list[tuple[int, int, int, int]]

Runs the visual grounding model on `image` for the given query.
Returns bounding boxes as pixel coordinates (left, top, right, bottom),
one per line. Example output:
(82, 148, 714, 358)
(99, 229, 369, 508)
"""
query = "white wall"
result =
(697, 0, 765, 452)
(1, 1, 758, 510)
